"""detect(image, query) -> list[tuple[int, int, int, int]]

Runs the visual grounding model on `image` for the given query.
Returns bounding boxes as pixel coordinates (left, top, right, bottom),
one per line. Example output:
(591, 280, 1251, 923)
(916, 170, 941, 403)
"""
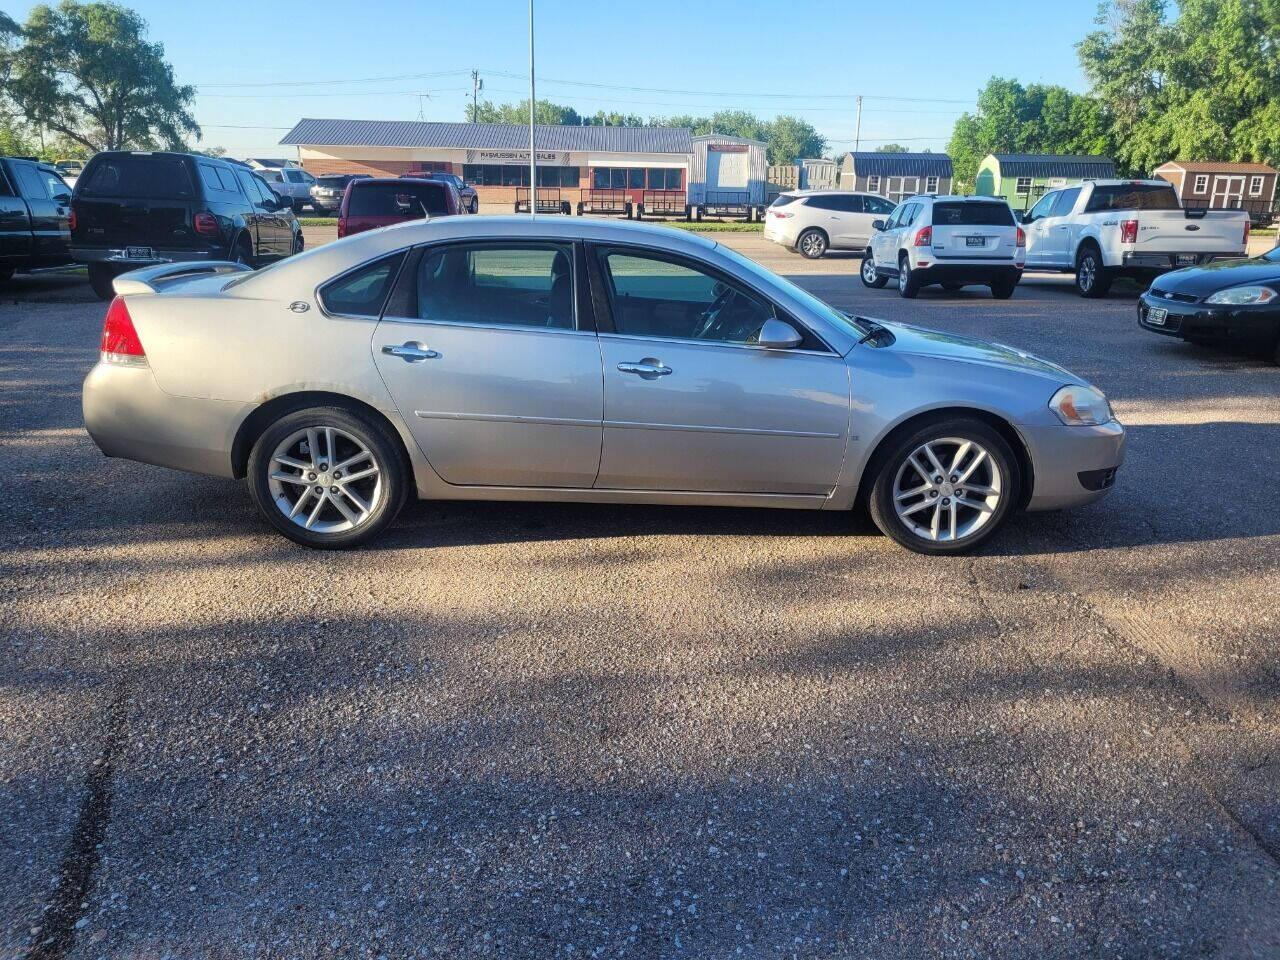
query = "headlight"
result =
(1049, 384, 1113, 426)
(1204, 285, 1277, 305)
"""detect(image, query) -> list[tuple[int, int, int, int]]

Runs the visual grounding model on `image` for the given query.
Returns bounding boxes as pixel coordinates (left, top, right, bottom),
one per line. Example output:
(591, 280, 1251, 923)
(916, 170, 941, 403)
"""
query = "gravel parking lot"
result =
(1, 229, 1278, 959)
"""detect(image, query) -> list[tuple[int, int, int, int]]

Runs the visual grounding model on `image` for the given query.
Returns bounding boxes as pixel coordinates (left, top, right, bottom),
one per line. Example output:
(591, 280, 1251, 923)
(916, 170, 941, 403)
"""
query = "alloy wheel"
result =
(799, 231, 826, 258)
(861, 257, 877, 283)
(1078, 255, 1095, 292)
(267, 426, 383, 533)
(898, 259, 909, 293)
(892, 437, 1002, 543)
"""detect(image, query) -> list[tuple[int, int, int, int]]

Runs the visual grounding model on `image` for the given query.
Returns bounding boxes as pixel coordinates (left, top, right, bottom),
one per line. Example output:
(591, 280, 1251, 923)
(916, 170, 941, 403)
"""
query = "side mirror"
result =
(756, 318, 803, 350)
(53, 192, 71, 204)
(871, 219, 886, 232)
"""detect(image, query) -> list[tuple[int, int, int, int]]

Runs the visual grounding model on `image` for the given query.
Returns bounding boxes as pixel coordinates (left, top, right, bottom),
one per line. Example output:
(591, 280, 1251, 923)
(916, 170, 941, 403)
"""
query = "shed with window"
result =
(279, 118, 693, 215)
(975, 154, 1116, 211)
(1153, 160, 1278, 224)
(837, 152, 953, 203)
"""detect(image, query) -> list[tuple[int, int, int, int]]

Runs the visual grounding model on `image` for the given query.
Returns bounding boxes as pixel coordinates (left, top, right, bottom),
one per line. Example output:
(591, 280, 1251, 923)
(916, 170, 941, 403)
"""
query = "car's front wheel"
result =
(897, 254, 921, 298)
(247, 405, 409, 549)
(867, 418, 1020, 555)
(860, 254, 888, 288)
(1075, 246, 1112, 298)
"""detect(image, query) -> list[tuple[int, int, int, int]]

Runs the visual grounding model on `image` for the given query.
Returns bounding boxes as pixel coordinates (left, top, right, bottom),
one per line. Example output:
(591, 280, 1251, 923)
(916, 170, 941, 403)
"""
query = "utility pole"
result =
(470, 69, 483, 122)
(528, 0, 536, 218)
(854, 95, 863, 154)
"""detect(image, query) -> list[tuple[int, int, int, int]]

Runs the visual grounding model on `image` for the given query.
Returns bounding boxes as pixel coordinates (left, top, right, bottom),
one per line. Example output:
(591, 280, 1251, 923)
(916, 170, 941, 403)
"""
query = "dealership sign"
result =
(468, 149, 569, 164)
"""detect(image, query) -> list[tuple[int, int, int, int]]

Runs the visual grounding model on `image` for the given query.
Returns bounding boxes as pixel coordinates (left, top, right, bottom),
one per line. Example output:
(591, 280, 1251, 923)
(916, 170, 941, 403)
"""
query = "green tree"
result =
(875, 143, 909, 153)
(582, 110, 644, 126)
(1, 1, 197, 152)
(467, 98, 582, 125)
(763, 115, 824, 165)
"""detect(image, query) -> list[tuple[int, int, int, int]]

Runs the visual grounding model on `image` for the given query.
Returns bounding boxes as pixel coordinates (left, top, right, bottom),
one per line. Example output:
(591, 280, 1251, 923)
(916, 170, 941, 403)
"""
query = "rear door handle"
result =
(382, 342, 439, 362)
(617, 359, 672, 379)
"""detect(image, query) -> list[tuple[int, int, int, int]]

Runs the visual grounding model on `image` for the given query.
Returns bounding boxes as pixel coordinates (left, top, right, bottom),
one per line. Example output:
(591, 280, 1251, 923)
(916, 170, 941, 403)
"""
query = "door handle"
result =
(382, 342, 440, 362)
(617, 359, 672, 379)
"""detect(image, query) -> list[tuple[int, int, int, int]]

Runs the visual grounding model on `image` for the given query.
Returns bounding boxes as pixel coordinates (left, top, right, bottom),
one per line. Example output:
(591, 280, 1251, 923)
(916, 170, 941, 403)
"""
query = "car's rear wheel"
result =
(87, 263, 119, 301)
(990, 278, 1017, 299)
(292, 232, 304, 256)
(797, 228, 828, 259)
(867, 418, 1019, 555)
(941, 282, 964, 292)
(469, 197, 479, 214)
(860, 254, 888, 288)
(897, 254, 920, 298)
(232, 237, 253, 269)
(247, 405, 409, 549)
(1075, 246, 1112, 298)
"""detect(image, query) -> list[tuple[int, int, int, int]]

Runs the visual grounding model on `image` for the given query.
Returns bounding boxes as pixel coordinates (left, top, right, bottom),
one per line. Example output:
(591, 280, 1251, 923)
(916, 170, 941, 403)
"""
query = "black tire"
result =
(867, 417, 1020, 555)
(87, 263, 118, 301)
(469, 197, 479, 215)
(860, 254, 888, 288)
(897, 253, 920, 298)
(990, 277, 1017, 299)
(291, 231, 304, 256)
(246, 405, 409, 549)
(796, 228, 828, 259)
(1075, 246, 1112, 298)
(941, 282, 964, 292)
(231, 237, 253, 269)
(291, 200, 306, 215)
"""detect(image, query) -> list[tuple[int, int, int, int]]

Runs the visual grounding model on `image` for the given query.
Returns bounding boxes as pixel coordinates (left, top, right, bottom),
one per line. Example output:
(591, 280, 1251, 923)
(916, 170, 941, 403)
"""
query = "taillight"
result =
(1016, 226, 1026, 247)
(1244, 220, 1251, 245)
(194, 211, 218, 236)
(68, 208, 77, 232)
(914, 226, 932, 247)
(771, 210, 793, 218)
(1120, 219, 1138, 244)
(100, 297, 147, 366)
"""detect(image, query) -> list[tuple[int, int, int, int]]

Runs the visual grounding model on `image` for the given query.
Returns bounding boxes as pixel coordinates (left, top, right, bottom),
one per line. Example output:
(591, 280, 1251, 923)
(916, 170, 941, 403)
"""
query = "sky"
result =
(10, 0, 1107, 158)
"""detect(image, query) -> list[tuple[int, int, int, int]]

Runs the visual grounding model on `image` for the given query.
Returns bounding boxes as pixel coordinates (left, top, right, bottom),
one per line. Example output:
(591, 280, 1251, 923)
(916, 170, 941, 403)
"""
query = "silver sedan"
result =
(83, 216, 1125, 554)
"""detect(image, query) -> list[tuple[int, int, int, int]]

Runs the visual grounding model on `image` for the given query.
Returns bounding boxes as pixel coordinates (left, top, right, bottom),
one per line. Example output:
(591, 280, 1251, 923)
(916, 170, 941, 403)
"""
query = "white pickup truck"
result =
(1020, 179, 1251, 297)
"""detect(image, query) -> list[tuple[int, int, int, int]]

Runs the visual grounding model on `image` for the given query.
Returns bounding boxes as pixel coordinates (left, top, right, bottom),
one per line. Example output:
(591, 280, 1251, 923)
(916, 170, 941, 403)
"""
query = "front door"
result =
(590, 246, 848, 494)
(1211, 175, 1244, 209)
(1021, 191, 1060, 268)
(373, 240, 604, 488)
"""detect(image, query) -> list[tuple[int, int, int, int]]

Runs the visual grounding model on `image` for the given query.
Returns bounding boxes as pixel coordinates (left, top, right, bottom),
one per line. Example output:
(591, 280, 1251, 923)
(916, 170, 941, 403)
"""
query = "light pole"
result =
(528, 0, 536, 218)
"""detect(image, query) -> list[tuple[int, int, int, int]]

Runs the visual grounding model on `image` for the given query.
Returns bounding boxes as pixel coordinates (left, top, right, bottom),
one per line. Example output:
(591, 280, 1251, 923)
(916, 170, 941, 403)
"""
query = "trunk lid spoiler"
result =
(112, 261, 252, 296)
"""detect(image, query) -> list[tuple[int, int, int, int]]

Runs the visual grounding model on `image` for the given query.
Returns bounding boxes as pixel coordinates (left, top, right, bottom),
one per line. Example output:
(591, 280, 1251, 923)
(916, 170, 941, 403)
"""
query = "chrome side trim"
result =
(604, 419, 841, 439)
(414, 410, 600, 427)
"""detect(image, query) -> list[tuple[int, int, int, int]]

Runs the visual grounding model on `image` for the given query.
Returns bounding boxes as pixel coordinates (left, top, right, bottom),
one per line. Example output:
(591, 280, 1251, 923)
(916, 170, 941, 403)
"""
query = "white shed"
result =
(688, 134, 768, 207)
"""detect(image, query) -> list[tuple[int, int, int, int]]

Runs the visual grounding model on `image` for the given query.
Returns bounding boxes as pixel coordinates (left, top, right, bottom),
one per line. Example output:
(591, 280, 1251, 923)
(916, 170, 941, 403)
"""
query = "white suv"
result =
(763, 190, 898, 259)
(862, 195, 1025, 299)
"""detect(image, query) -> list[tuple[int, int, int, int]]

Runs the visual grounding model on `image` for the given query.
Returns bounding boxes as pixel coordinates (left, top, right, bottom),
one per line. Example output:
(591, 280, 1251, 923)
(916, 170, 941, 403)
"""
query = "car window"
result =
(79, 155, 196, 200)
(1026, 192, 1059, 222)
(1051, 187, 1081, 217)
(403, 242, 575, 330)
(214, 167, 242, 194)
(899, 203, 920, 227)
(43, 171, 70, 200)
(348, 181, 449, 218)
(598, 249, 774, 345)
(320, 253, 406, 318)
(14, 163, 49, 200)
(0, 168, 14, 198)
(285, 170, 306, 183)
(235, 170, 265, 203)
(770, 194, 800, 208)
(932, 202, 1016, 226)
(1085, 183, 1179, 212)
(842, 195, 866, 213)
(865, 196, 896, 215)
(258, 170, 283, 183)
(252, 175, 279, 204)
(804, 195, 833, 211)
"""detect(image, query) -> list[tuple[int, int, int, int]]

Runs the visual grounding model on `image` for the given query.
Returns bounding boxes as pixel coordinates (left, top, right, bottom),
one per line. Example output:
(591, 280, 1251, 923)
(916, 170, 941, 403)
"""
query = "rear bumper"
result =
(1020, 419, 1126, 511)
(71, 246, 219, 266)
(1120, 251, 1245, 270)
(82, 360, 249, 479)
(914, 261, 1023, 283)
(762, 221, 796, 246)
(1137, 292, 1280, 342)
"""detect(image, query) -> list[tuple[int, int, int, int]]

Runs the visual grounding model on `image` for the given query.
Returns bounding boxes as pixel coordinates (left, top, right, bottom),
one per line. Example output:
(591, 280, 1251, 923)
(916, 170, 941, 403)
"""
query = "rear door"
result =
(74, 154, 199, 253)
(1043, 187, 1081, 266)
(928, 201, 1018, 262)
(0, 163, 34, 265)
(251, 173, 293, 256)
(372, 240, 604, 488)
(1020, 191, 1060, 267)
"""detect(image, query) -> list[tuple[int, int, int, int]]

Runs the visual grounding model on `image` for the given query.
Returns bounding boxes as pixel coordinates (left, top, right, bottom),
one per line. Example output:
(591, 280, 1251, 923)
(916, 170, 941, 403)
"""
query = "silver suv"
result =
(862, 195, 1025, 299)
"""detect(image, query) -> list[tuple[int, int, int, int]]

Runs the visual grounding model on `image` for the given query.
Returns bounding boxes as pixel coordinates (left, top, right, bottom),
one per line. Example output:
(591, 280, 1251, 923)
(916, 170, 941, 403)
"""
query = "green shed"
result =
(976, 154, 1116, 211)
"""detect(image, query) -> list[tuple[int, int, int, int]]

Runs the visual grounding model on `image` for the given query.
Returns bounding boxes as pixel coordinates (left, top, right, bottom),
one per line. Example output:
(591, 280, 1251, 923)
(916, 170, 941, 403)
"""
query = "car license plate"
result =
(1175, 254, 1197, 266)
(966, 236, 985, 247)
(1147, 306, 1168, 326)
(124, 246, 154, 260)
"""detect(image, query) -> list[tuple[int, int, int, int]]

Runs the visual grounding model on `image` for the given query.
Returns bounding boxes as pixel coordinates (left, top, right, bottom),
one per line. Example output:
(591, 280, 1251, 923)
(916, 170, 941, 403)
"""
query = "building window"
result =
(1250, 175, 1265, 196)
(646, 168, 681, 190)
(463, 164, 579, 187)
(866, 175, 881, 193)
(1194, 174, 1209, 193)
(926, 176, 939, 192)
(590, 167, 680, 191)
(1015, 177, 1032, 195)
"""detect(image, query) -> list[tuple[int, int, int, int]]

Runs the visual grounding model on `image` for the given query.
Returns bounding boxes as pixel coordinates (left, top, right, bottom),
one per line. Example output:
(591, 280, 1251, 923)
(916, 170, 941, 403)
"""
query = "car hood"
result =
(875, 320, 1083, 383)
(1151, 255, 1280, 298)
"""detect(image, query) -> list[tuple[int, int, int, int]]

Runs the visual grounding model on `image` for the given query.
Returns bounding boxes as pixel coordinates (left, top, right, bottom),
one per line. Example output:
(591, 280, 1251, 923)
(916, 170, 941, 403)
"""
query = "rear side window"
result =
(931, 202, 1015, 226)
(285, 170, 309, 183)
(320, 252, 406, 318)
(1084, 183, 1178, 212)
(80, 156, 195, 200)
(770, 194, 800, 207)
(258, 170, 283, 182)
(407, 242, 576, 330)
(348, 181, 449, 218)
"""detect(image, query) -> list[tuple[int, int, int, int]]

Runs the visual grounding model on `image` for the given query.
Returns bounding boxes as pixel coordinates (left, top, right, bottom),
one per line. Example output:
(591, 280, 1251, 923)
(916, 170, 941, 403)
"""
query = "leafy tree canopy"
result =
(875, 143, 910, 153)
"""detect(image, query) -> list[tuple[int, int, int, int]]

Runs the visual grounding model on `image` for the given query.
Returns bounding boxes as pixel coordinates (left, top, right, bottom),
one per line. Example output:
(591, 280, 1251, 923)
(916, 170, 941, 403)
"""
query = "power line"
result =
(479, 85, 966, 114)
(195, 69, 472, 89)
(197, 87, 469, 99)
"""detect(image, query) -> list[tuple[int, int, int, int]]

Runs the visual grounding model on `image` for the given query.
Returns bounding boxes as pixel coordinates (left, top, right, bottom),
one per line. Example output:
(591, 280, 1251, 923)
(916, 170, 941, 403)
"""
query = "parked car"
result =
(862, 195, 1025, 299)
(1019, 179, 1251, 297)
(337, 177, 460, 238)
(763, 190, 898, 258)
(309, 174, 370, 215)
(257, 165, 317, 213)
(1138, 245, 1280, 363)
(404, 171, 478, 214)
(54, 159, 86, 189)
(82, 217, 1124, 555)
(71, 151, 303, 299)
(0, 156, 74, 282)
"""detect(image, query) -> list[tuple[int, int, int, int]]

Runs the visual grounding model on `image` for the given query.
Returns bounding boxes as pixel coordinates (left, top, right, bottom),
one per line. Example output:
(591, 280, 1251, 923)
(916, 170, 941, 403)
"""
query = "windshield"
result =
(713, 242, 872, 340)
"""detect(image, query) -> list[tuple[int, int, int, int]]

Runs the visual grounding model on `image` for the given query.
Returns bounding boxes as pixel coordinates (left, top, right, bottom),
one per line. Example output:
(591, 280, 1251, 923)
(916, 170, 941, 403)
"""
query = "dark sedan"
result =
(1138, 245, 1280, 363)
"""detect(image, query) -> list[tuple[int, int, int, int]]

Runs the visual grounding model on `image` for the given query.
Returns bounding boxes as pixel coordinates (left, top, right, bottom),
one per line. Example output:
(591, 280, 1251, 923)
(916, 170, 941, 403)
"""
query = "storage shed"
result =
(1153, 161, 1278, 224)
(687, 134, 767, 215)
(838, 152, 953, 203)
(976, 154, 1116, 210)
(799, 158, 838, 190)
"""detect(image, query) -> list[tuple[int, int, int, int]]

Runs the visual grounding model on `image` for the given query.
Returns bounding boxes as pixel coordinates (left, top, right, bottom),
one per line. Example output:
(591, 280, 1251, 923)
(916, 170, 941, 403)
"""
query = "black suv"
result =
(72, 151, 304, 299)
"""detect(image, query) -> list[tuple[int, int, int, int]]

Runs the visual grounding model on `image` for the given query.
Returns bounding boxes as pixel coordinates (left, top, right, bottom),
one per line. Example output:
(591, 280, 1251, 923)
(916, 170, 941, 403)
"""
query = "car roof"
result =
(783, 189, 880, 197)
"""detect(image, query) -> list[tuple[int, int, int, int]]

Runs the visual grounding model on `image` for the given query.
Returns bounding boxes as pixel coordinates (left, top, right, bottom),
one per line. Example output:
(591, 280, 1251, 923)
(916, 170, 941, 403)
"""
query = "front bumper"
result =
(72, 246, 217, 267)
(83, 360, 250, 479)
(1137, 292, 1280, 342)
(1020, 419, 1126, 511)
